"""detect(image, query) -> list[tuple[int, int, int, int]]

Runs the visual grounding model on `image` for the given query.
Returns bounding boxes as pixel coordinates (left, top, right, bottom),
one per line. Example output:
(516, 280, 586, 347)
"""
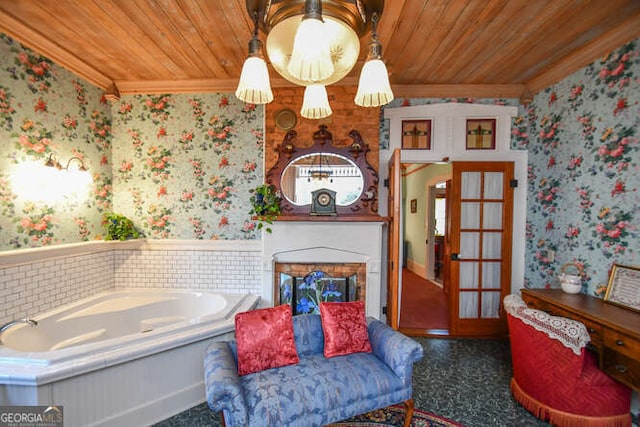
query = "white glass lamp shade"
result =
(355, 59, 394, 107)
(267, 16, 359, 86)
(300, 84, 332, 119)
(235, 56, 273, 104)
(287, 17, 334, 83)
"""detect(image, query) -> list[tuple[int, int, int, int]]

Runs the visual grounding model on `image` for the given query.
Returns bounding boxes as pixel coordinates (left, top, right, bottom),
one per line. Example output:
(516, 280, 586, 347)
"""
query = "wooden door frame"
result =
(386, 149, 401, 329)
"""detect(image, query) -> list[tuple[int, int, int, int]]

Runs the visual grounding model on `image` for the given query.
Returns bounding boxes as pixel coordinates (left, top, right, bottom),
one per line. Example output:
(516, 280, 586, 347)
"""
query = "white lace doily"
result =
(504, 294, 590, 356)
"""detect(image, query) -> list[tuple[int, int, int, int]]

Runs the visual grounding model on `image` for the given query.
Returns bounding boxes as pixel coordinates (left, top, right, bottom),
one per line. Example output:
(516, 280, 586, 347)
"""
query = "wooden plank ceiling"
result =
(0, 0, 639, 101)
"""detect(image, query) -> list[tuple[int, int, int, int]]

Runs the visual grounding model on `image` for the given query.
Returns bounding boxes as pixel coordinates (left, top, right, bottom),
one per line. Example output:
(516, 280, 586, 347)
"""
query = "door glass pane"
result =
(461, 172, 481, 198)
(483, 202, 503, 229)
(482, 262, 501, 289)
(460, 292, 478, 318)
(460, 232, 479, 258)
(481, 292, 500, 318)
(461, 202, 480, 228)
(482, 232, 502, 259)
(460, 262, 478, 289)
(484, 172, 503, 199)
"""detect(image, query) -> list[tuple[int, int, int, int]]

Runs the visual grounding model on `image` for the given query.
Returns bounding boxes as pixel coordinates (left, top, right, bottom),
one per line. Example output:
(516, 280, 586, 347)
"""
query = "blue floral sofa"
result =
(204, 314, 424, 427)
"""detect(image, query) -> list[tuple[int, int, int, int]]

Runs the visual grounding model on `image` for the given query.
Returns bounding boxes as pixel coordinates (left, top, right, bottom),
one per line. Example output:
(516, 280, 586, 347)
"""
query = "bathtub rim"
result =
(0, 289, 259, 386)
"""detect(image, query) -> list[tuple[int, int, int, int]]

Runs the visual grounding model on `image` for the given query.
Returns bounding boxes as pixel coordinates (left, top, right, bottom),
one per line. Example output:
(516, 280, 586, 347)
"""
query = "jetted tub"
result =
(0, 288, 260, 427)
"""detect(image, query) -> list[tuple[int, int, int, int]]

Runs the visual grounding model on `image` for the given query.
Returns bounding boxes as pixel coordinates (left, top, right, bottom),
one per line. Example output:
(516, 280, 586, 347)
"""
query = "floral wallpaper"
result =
(518, 40, 639, 295)
(111, 94, 264, 240)
(0, 34, 112, 250)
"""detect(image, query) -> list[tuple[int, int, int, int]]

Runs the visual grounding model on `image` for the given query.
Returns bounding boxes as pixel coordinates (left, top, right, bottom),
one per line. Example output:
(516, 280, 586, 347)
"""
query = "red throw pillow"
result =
(235, 304, 299, 376)
(320, 301, 372, 358)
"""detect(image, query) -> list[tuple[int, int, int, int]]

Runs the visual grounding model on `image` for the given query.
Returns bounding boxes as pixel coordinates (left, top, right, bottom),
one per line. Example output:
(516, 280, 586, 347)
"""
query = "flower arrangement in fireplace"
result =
(295, 270, 343, 315)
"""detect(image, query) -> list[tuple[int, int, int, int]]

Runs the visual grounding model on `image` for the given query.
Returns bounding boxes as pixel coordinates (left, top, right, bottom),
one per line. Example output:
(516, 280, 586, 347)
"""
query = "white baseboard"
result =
(406, 259, 427, 279)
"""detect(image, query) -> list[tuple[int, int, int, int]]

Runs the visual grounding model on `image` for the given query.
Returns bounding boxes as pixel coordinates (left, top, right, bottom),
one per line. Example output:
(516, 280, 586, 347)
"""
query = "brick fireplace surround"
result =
(274, 262, 367, 310)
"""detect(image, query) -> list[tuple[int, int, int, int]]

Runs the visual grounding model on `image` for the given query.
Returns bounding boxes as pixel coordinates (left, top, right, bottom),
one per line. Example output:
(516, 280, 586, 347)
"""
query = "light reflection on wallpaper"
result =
(111, 94, 264, 240)
(0, 34, 112, 250)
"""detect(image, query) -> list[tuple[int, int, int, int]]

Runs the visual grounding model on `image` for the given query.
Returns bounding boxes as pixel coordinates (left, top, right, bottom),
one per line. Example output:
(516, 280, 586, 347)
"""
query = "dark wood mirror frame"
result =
(266, 125, 379, 217)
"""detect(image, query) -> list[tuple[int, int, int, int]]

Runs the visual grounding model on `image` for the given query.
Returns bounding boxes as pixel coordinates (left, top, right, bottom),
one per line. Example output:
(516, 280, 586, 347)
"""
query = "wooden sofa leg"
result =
(403, 398, 414, 427)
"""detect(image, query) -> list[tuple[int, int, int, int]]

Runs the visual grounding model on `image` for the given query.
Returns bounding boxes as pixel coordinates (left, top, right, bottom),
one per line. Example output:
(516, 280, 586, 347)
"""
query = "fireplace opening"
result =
(274, 263, 366, 315)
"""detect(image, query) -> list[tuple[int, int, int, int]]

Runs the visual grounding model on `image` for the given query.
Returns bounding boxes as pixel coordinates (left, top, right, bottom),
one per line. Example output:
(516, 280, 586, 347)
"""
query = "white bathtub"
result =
(0, 288, 260, 427)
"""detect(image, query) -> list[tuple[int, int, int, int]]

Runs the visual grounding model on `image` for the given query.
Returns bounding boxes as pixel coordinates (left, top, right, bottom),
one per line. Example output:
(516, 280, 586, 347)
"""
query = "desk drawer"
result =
(603, 348, 640, 390)
(603, 329, 640, 359)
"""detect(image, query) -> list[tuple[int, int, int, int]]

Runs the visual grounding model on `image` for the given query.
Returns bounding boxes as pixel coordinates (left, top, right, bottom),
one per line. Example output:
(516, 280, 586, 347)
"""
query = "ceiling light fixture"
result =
(354, 11, 393, 107)
(236, 10, 274, 104)
(287, 0, 334, 82)
(301, 84, 332, 119)
(237, 0, 392, 118)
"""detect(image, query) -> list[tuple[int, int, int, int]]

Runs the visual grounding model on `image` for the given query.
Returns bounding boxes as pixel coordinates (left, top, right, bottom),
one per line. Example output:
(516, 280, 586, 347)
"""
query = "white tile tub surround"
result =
(0, 242, 115, 326)
(0, 239, 263, 326)
(113, 240, 262, 294)
(0, 239, 263, 427)
(0, 289, 260, 427)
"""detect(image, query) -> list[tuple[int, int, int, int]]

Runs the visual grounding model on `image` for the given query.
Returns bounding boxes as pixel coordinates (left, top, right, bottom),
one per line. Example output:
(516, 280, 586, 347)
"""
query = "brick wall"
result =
(264, 85, 381, 178)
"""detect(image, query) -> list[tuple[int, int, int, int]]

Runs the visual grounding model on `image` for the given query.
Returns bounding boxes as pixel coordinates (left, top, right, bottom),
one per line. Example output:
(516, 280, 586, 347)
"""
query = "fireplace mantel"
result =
(261, 220, 386, 320)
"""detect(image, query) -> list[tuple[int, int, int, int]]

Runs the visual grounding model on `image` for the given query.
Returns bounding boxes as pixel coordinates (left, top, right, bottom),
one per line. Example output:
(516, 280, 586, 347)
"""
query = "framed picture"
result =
(402, 120, 431, 149)
(604, 264, 640, 313)
(466, 119, 496, 149)
(410, 198, 417, 213)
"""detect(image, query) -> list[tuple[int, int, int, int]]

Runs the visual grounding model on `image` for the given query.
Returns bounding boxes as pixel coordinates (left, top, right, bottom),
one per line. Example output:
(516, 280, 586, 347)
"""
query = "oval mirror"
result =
(281, 153, 364, 206)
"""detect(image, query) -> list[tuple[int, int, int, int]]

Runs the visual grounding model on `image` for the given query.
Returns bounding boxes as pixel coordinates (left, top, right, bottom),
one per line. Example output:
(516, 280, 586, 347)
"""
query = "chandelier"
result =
(307, 153, 334, 181)
(235, 0, 393, 119)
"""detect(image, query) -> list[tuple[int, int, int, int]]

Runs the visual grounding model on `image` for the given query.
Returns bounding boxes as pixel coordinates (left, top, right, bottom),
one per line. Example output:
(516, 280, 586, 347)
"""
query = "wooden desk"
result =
(521, 288, 640, 391)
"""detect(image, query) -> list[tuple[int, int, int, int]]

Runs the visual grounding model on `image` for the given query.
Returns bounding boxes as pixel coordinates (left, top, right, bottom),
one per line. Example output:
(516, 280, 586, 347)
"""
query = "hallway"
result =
(399, 268, 450, 336)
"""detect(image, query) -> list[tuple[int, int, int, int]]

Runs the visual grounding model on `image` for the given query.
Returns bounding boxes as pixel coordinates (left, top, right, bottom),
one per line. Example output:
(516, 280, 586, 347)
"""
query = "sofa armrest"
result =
(203, 341, 249, 426)
(367, 318, 424, 384)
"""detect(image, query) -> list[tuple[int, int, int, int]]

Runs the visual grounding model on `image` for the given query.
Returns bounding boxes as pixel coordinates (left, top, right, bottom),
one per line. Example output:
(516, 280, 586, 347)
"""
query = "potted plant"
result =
(249, 184, 281, 233)
(103, 212, 141, 241)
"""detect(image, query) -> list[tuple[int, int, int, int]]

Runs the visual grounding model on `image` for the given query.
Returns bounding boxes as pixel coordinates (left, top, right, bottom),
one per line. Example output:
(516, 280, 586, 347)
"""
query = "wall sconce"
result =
(44, 154, 89, 172)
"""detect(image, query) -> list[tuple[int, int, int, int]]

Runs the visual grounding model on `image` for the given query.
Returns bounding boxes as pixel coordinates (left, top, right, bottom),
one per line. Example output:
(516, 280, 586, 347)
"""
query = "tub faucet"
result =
(0, 318, 38, 341)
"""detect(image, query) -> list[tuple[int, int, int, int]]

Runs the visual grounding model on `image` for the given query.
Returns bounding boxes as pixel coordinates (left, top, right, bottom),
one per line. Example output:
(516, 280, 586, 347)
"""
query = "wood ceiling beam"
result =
(0, 9, 112, 90)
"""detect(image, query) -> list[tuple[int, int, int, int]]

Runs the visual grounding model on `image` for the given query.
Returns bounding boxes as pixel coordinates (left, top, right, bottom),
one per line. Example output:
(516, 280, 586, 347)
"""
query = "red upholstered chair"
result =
(504, 294, 632, 427)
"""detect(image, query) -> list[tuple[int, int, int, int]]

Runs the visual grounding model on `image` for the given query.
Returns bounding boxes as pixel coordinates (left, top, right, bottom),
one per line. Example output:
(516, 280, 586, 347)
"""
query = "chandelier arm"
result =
(366, 11, 383, 60)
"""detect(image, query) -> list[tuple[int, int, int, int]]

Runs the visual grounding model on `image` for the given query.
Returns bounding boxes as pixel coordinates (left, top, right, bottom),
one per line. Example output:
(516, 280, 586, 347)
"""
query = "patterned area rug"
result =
(327, 404, 464, 427)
